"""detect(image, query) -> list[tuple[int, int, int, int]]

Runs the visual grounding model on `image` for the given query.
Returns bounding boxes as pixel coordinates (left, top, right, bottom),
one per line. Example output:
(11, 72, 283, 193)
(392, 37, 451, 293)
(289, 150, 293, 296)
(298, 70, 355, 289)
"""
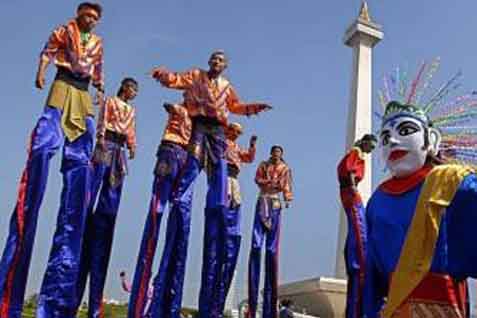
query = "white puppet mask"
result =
(380, 115, 441, 178)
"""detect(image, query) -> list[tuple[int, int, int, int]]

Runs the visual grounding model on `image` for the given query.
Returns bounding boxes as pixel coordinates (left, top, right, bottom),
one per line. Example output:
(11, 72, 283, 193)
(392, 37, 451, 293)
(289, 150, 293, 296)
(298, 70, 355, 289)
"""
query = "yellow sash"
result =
(46, 80, 94, 141)
(382, 164, 473, 318)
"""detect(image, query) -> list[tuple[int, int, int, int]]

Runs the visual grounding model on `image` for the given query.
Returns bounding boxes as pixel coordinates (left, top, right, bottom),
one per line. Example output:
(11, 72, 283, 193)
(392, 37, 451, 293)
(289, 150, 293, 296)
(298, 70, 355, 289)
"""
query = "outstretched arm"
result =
(151, 67, 197, 90)
(226, 87, 272, 116)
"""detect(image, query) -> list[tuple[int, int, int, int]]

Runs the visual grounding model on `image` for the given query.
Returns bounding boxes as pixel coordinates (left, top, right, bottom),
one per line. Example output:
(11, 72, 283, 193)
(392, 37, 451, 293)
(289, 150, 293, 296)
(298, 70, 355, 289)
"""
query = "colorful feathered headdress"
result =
(376, 58, 477, 164)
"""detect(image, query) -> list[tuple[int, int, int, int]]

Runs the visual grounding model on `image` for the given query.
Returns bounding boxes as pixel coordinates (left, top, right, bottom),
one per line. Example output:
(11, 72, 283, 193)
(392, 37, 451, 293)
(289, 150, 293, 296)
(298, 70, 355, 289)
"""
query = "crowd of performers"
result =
(0, 3, 293, 318)
(3, 3, 477, 318)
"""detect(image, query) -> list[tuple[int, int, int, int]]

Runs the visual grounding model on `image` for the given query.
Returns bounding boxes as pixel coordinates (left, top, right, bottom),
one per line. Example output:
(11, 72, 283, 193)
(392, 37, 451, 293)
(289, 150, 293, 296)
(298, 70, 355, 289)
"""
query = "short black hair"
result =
(209, 50, 227, 62)
(77, 2, 103, 18)
(280, 299, 293, 307)
(117, 77, 138, 96)
(270, 145, 284, 154)
(361, 134, 377, 143)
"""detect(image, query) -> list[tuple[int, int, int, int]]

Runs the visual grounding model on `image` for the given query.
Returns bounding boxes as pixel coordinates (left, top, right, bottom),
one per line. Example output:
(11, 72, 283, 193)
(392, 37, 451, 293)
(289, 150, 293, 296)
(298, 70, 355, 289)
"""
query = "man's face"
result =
(77, 11, 99, 32)
(122, 82, 138, 101)
(380, 116, 428, 177)
(208, 53, 227, 75)
(362, 140, 376, 154)
(271, 147, 283, 162)
(226, 128, 240, 141)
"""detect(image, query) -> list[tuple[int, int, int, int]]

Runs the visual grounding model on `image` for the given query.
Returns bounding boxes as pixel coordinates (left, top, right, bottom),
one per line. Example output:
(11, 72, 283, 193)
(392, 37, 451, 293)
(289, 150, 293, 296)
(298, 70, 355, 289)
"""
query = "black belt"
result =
(55, 66, 90, 91)
(227, 164, 240, 178)
(105, 130, 126, 145)
(192, 115, 222, 127)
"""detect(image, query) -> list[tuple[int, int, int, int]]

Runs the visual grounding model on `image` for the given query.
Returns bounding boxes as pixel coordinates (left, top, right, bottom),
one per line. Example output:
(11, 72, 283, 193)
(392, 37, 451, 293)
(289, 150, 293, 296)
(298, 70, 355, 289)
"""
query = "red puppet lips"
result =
(388, 150, 409, 162)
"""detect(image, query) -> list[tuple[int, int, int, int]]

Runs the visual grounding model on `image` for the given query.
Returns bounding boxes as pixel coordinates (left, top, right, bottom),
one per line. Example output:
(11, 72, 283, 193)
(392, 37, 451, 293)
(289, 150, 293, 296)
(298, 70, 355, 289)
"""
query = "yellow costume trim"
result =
(382, 164, 473, 318)
(46, 80, 94, 141)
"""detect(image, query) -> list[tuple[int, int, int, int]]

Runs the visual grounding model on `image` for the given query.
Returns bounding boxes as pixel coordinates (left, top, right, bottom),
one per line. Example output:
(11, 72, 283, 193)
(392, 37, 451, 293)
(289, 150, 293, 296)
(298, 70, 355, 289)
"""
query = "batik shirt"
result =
(225, 139, 256, 172)
(161, 104, 192, 147)
(40, 19, 104, 88)
(97, 96, 136, 151)
(255, 160, 293, 202)
(155, 68, 264, 126)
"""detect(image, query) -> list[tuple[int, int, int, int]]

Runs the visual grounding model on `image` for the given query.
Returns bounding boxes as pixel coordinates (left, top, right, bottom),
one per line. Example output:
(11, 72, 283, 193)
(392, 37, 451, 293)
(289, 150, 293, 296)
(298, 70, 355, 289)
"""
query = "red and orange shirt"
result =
(97, 97, 136, 151)
(155, 68, 264, 126)
(225, 139, 255, 172)
(40, 19, 104, 88)
(337, 147, 365, 185)
(255, 160, 293, 202)
(162, 104, 192, 147)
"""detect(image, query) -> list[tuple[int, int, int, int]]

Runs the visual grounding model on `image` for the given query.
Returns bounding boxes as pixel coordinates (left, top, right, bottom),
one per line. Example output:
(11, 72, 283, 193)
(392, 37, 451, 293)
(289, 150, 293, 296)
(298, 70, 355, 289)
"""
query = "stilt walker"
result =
(148, 50, 271, 318)
(248, 145, 293, 318)
(201, 123, 257, 318)
(75, 78, 138, 317)
(0, 3, 104, 318)
(363, 60, 477, 318)
(127, 103, 192, 318)
(337, 134, 376, 318)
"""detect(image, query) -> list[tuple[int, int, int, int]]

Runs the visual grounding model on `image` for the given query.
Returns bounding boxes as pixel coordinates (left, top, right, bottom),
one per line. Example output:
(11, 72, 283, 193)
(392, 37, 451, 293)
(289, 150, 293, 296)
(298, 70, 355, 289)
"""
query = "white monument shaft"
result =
(335, 3, 383, 279)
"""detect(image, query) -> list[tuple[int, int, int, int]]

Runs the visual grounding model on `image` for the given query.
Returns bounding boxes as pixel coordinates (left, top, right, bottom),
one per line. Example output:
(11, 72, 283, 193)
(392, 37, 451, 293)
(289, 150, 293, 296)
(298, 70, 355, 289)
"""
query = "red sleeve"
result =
(338, 149, 361, 178)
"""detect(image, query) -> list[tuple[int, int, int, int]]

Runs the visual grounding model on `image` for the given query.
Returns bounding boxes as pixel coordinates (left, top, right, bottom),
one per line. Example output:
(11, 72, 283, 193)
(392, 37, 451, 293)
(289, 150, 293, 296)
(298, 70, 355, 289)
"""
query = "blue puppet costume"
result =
(127, 103, 192, 318)
(248, 145, 293, 318)
(75, 78, 138, 318)
(363, 60, 477, 318)
(148, 50, 271, 318)
(0, 3, 104, 318)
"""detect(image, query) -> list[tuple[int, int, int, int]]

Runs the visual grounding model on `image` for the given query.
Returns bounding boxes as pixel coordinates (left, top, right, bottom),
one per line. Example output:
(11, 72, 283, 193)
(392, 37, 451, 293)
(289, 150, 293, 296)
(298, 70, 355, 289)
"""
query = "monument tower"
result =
(335, 1, 383, 279)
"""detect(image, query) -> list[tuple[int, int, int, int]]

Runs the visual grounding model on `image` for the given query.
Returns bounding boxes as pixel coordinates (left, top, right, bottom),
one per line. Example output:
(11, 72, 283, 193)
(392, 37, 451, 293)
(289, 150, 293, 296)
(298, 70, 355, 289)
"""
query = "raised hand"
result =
(150, 66, 167, 80)
(258, 104, 273, 112)
(250, 135, 258, 147)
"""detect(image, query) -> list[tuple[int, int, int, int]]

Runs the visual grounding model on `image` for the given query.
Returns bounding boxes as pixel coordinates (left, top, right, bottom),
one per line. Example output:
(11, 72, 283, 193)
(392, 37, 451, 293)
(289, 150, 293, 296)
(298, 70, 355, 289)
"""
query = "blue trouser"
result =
(0, 106, 94, 318)
(145, 189, 193, 318)
(169, 121, 227, 318)
(76, 140, 127, 318)
(248, 198, 282, 318)
(340, 188, 366, 318)
(128, 142, 188, 318)
(148, 120, 227, 318)
(214, 204, 241, 318)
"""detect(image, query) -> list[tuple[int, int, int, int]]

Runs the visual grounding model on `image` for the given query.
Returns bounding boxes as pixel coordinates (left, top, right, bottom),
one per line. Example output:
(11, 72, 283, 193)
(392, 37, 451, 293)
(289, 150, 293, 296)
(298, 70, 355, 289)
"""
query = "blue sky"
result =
(1, 0, 477, 309)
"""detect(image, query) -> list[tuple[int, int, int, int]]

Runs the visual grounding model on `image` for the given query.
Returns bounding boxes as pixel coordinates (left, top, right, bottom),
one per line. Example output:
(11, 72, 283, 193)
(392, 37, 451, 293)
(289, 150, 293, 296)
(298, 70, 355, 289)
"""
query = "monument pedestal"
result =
(278, 277, 347, 318)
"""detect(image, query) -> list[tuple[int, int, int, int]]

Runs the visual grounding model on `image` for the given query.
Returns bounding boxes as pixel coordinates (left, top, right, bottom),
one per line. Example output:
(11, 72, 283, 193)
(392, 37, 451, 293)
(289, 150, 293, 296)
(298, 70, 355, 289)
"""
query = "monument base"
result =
(278, 276, 347, 318)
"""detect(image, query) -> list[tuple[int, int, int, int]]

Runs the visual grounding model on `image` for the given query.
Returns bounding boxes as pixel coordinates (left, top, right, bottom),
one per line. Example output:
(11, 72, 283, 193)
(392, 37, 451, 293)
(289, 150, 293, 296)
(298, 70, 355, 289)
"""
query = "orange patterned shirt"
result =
(255, 160, 293, 202)
(226, 139, 255, 172)
(155, 68, 265, 126)
(162, 104, 192, 147)
(40, 19, 104, 88)
(97, 97, 136, 151)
